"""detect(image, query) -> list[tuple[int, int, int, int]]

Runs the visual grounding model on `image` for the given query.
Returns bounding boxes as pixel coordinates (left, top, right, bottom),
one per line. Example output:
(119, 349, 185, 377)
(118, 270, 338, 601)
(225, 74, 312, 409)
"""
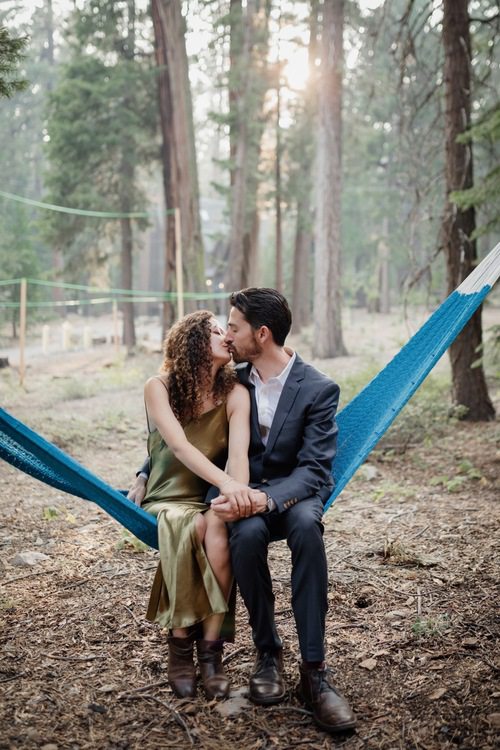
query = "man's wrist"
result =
(264, 493, 276, 513)
(137, 472, 148, 482)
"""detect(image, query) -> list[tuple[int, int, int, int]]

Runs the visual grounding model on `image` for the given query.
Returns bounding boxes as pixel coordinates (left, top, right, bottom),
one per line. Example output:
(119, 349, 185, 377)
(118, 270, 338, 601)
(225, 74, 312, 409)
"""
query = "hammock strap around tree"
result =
(1, 242, 499, 547)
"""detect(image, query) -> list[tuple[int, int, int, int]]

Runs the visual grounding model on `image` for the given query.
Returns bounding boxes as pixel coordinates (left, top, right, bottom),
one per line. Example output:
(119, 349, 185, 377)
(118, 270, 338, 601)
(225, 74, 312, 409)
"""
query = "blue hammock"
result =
(1, 243, 499, 549)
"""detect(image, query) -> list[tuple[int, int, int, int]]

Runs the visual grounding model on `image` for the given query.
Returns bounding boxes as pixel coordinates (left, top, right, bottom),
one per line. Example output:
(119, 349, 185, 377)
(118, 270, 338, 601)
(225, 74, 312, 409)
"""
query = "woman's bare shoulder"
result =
(144, 374, 169, 392)
(226, 382, 250, 408)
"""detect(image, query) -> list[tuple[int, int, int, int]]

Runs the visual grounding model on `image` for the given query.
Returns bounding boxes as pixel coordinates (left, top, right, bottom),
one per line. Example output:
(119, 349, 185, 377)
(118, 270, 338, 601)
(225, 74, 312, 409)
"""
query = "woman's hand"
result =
(211, 488, 268, 521)
(218, 478, 255, 517)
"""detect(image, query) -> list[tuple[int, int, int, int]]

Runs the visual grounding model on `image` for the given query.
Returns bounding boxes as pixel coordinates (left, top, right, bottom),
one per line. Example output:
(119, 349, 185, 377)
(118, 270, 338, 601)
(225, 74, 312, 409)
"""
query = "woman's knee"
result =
(194, 512, 207, 543)
(205, 512, 229, 542)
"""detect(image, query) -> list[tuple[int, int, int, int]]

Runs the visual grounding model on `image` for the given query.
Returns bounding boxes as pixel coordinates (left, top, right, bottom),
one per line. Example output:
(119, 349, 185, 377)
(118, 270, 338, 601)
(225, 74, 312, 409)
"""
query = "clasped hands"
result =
(211, 478, 268, 522)
(127, 474, 268, 520)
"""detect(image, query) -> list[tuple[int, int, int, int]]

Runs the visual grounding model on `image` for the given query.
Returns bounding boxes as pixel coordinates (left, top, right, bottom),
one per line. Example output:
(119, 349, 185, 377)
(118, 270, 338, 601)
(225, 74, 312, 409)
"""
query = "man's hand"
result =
(211, 489, 268, 521)
(127, 475, 147, 506)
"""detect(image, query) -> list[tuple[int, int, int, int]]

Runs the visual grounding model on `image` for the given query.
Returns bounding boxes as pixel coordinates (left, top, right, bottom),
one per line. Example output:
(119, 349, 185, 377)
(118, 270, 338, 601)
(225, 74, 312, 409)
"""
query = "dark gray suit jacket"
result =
(237, 354, 339, 513)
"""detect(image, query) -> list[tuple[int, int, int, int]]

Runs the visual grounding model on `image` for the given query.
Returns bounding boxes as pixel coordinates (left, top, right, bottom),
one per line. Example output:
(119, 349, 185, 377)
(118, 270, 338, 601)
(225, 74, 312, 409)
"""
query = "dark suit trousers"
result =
(229, 497, 328, 662)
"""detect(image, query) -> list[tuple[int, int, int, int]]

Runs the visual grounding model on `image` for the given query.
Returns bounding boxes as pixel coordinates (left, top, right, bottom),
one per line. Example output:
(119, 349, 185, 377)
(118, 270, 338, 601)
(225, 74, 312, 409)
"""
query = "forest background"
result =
(0, 0, 499, 420)
(1, 4, 500, 748)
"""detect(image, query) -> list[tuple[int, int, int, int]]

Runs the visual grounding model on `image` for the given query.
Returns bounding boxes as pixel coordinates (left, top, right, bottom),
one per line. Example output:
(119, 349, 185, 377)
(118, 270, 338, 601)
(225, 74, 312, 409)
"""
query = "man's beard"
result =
(230, 336, 263, 363)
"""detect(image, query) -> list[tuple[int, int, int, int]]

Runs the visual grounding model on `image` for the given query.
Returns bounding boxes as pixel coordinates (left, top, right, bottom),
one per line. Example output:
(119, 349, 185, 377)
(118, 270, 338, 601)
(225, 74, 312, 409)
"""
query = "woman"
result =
(137, 310, 255, 701)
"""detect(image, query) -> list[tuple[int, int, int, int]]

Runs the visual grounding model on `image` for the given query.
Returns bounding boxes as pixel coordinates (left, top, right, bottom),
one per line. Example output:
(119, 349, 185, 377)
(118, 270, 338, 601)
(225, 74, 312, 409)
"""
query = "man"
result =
(131, 288, 355, 734)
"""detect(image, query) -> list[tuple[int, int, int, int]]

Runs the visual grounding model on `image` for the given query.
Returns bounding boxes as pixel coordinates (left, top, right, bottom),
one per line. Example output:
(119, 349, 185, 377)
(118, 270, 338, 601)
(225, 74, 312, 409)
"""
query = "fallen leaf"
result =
(462, 637, 479, 649)
(428, 687, 447, 701)
(215, 693, 251, 717)
(359, 658, 377, 671)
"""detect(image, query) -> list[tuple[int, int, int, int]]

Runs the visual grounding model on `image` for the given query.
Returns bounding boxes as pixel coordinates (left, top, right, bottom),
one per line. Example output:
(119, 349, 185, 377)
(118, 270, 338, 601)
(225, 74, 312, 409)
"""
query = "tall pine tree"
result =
(43, 0, 157, 347)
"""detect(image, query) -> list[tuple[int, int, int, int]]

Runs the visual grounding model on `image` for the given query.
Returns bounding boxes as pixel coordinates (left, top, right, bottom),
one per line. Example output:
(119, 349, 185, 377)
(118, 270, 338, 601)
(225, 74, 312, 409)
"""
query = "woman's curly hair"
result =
(161, 310, 236, 424)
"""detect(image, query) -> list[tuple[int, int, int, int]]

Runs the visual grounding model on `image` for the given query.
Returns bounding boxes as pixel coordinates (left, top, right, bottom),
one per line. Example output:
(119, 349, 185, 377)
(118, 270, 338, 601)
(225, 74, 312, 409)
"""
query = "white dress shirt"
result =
(248, 350, 296, 446)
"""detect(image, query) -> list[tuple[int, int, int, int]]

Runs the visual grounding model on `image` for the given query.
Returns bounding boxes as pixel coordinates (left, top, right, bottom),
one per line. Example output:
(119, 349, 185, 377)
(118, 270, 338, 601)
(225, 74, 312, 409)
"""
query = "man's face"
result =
(225, 306, 263, 363)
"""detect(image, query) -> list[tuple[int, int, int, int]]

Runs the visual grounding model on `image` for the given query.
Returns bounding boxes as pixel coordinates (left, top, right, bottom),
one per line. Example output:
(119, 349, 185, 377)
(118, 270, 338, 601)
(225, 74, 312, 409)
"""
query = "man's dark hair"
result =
(229, 287, 292, 346)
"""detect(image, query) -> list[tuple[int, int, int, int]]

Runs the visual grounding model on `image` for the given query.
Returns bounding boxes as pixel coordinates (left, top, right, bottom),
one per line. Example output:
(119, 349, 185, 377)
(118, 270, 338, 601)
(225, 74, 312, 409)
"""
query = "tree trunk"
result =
(44, 0, 64, 314)
(378, 217, 390, 314)
(312, 0, 346, 358)
(119, 0, 136, 349)
(442, 0, 494, 420)
(226, 0, 271, 292)
(275, 6, 283, 293)
(291, 0, 318, 332)
(120, 215, 136, 347)
(152, 0, 204, 332)
(292, 193, 312, 331)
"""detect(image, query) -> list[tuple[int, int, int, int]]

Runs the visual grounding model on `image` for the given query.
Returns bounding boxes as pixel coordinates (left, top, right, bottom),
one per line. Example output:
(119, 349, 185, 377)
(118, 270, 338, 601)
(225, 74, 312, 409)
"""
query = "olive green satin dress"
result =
(142, 403, 235, 638)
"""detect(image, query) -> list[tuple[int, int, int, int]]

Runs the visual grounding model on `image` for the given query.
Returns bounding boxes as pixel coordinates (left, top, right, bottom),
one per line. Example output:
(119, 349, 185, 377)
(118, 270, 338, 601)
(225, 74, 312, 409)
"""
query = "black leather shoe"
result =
(299, 665, 356, 733)
(249, 649, 286, 705)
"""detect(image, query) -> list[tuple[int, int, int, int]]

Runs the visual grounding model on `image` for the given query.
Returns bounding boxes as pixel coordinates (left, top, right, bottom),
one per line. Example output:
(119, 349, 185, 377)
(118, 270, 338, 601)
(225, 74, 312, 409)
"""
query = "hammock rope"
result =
(1, 242, 499, 547)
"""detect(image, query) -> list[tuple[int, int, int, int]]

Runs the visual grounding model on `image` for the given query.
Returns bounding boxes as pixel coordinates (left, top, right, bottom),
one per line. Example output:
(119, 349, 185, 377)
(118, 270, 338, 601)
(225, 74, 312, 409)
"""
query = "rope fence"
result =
(0, 277, 230, 385)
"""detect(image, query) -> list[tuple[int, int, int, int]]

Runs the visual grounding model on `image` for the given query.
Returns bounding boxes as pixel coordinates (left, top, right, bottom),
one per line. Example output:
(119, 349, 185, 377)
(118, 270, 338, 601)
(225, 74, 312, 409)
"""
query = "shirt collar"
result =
(249, 348, 296, 387)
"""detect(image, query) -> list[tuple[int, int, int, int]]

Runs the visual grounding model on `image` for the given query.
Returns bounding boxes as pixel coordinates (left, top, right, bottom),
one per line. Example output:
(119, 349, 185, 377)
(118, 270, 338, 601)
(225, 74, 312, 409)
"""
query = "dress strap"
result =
(145, 376, 169, 434)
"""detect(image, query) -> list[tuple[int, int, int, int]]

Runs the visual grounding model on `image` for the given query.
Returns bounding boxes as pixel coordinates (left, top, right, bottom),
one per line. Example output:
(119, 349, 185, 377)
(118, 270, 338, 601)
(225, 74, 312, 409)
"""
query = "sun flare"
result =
(282, 46, 310, 91)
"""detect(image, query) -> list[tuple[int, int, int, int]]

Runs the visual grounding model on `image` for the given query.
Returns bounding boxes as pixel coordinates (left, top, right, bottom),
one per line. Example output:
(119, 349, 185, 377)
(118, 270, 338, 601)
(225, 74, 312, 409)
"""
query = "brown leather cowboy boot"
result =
(167, 634, 196, 698)
(196, 639, 230, 700)
(299, 664, 356, 733)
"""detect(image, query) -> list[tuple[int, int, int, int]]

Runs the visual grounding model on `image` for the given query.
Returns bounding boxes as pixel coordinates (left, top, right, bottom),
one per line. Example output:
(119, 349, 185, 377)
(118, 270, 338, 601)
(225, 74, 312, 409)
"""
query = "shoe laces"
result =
(257, 650, 280, 672)
(318, 667, 339, 694)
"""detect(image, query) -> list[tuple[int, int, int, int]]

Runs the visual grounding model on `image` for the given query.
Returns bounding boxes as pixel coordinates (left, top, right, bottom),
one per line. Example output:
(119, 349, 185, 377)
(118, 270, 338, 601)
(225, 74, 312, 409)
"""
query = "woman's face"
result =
(210, 318, 231, 365)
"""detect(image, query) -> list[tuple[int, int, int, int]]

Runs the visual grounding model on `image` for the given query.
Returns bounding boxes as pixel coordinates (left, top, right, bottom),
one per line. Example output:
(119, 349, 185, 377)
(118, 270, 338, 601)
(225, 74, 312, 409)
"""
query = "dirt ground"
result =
(1, 309, 499, 750)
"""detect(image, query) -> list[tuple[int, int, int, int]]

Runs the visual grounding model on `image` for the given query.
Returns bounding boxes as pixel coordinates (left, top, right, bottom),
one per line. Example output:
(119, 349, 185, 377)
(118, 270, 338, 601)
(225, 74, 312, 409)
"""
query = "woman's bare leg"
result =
(202, 510, 232, 640)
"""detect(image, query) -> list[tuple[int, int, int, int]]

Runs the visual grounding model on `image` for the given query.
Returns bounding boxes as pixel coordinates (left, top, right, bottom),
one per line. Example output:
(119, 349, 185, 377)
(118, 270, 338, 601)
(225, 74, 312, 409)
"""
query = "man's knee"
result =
(286, 501, 325, 549)
(229, 515, 269, 553)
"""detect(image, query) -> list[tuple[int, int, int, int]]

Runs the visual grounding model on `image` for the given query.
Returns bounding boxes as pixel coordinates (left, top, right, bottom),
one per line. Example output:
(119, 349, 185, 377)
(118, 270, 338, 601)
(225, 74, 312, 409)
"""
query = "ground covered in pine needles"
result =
(1, 321, 499, 750)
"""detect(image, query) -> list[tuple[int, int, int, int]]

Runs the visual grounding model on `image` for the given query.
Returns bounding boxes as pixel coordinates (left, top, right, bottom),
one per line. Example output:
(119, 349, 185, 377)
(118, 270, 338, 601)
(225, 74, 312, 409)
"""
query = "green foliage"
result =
(0, 25, 28, 98)
(61, 378, 98, 401)
(343, 0, 446, 308)
(377, 373, 471, 448)
(412, 614, 450, 638)
(42, 506, 60, 520)
(0, 201, 41, 330)
(430, 459, 483, 492)
(0, 7, 56, 330)
(451, 107, 500, 237)
(42, 0, 158, 280)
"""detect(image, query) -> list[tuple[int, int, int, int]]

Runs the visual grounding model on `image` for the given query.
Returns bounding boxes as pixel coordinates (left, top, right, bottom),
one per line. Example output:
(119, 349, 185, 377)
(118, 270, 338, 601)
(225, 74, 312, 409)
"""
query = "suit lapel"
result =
(264, 356, 305, 455)
(237, 363, 261, 443)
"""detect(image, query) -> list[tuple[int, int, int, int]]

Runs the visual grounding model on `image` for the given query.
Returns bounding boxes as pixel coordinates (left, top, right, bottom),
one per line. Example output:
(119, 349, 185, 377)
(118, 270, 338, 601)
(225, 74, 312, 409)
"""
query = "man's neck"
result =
(251, 346, 292, 383)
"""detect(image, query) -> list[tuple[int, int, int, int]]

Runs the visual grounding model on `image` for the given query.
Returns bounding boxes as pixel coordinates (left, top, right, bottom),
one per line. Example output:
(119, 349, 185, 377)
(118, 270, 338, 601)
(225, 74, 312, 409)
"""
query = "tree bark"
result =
(226, 0, 271, 292)
(275, 77, 283, 293)
(292, 193, 312, 331)
(312, 0, 346, 357)
(442, 0, 494, 420)
(119, 0, 136, 349)
(291, 0, 318, 332)
(152, 0, 204, 332)
(120, 215, 136, 347)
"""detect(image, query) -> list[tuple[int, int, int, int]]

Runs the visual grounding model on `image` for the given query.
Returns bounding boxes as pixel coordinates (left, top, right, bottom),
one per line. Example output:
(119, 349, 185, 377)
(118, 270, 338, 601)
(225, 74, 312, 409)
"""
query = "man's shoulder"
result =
(294, 354, 338, 390)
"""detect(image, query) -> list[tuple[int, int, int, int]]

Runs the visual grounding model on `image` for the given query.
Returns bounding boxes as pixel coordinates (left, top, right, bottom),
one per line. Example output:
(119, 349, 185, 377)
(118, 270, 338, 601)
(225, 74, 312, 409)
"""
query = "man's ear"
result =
(256, 325, 272, 344)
